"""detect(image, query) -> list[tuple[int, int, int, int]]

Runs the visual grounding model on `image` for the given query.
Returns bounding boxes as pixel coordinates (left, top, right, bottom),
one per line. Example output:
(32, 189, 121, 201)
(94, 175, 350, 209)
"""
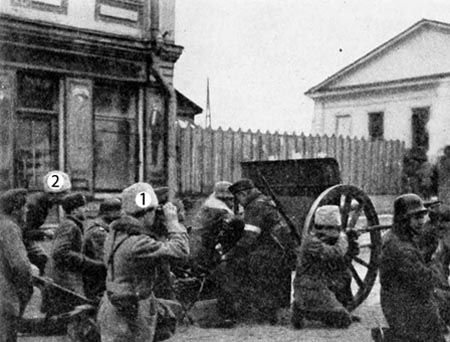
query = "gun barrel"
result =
(352, 224, 392, 234)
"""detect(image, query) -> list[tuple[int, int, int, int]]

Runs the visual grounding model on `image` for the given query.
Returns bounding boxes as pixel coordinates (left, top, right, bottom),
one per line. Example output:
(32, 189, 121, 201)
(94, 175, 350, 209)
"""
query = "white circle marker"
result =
(136, 192, 152, 209)
(46, 171, 66, 190)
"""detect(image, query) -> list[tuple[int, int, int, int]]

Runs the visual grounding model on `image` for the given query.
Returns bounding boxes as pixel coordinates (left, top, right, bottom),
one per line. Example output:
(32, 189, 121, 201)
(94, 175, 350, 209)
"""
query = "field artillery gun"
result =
(241, 158, 392, 310)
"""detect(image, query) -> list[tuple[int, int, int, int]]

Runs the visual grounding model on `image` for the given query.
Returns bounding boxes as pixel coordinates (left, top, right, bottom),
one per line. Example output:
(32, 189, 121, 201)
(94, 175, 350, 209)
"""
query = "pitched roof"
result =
(305, 19, 450, 96)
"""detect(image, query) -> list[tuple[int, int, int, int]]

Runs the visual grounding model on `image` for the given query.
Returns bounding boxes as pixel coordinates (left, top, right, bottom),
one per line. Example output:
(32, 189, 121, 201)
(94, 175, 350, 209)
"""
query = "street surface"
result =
(18, 214, 450, 342)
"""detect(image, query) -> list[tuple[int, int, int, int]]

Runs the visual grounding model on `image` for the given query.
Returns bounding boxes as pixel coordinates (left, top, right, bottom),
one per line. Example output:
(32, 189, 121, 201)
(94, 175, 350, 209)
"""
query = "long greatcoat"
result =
(194, 195, 234, 268)
(292, 231, 352, 327)
(83, 217, 110, 300)
(0, 214, 33, 341)
(380, 227, 445, 341)
(43, 215, 105, 315)
(218, 191, 293, 321)
(97, 215, 189, 342)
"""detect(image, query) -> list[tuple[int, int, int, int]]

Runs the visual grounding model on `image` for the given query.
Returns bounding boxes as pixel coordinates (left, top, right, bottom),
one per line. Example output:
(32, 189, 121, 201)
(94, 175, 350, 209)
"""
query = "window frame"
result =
(368, 111, 384, 141)
(14, 72, 60, 190)
(335, 114, 352, 137)
(93, 82, 140, 192)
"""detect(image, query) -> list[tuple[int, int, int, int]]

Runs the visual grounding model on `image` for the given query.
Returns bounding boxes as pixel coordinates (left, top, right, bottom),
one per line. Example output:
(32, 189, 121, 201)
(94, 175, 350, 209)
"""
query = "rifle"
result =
(424, 200, 441, 208)
(33, 275, 97, 306)
(256, 169, 301, 245)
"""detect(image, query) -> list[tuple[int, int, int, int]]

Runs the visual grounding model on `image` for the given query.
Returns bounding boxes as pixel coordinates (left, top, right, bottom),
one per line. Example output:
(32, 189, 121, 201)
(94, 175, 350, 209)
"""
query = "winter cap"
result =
(213, 181, 234, 199)
(314, 205, 342, 227)
(0, 188, 28, 215)
(229, 178, 255, 195)
(99, 198, 122, 216)
(61, 192, 86, 213)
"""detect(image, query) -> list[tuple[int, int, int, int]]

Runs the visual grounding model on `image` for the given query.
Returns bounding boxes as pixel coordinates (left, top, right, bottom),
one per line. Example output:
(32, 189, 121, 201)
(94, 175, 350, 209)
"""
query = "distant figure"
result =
(292, 205, 353, 329)
(402, 147, 437, 200)
(379, 194, 446, 342)
(436, 145, 450, 205)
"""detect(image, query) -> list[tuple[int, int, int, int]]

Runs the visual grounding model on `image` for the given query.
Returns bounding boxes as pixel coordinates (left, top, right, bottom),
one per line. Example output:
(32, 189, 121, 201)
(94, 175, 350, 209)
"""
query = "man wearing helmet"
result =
(379, 193, 446, 342)
(23, 171, 72, 275)
(97, 182, 189, 342)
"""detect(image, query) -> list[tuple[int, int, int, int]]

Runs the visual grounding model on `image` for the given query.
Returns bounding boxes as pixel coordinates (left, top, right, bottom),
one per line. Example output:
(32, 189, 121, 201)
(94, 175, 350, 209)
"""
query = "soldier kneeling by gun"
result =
(292, 205, 354, 329)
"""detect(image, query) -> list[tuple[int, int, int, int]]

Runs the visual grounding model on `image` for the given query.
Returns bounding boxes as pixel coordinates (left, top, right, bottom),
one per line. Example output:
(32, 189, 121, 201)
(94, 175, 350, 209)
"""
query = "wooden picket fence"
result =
(176, 125, 406, 195)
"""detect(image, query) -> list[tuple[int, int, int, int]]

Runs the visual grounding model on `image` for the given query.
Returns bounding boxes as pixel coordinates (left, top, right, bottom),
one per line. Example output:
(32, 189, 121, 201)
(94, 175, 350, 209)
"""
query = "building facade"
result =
(0, 0, 200, 196)
(306, 19, 450, 161)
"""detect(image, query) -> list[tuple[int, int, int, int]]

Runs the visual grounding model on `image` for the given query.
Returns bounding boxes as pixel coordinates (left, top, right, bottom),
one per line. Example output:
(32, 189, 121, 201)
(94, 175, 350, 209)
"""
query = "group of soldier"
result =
(2, 170, 450, 342)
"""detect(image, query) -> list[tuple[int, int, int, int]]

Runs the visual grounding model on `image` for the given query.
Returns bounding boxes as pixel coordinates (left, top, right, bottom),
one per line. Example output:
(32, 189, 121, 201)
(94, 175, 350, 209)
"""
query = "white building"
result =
(306, 19, 450, 161)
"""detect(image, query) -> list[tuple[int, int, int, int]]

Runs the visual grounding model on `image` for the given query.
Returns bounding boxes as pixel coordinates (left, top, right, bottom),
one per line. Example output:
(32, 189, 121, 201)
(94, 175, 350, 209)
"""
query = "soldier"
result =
(97, 182, 189, 342)
(215, 178, 293, 325)
(23, 171, 72, 275)
(379, 193, 446, 342)
(291, 205, 353, 329)
(415, 204, 450, 326)
(436, 146, 450, 205)
(82, 197, 122, 300)
(194, 181, 235, 269)
(43, 192, 105, 316)
(0, 188, 34, 342)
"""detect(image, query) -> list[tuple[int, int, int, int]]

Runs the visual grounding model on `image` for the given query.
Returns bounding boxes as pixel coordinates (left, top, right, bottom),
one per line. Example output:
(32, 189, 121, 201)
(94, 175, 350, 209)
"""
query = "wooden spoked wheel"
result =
(302, 184, 382, 311)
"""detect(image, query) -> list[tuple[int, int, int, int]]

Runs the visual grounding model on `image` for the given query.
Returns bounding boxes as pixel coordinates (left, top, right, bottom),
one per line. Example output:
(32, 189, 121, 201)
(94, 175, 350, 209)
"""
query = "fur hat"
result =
(314, 205, 342, 227)
(61, 192, 86, 213)
(0, 188, 27, 215)
(99, 198, 122, 216)
(213, 181, 234, 199)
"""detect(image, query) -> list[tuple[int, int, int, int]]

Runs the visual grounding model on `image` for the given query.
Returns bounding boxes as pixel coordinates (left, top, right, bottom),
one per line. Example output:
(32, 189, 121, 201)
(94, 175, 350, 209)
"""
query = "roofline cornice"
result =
(306, 72, 450, 99)
(0, 13, 183, 63)
(306, 19, 450, 95)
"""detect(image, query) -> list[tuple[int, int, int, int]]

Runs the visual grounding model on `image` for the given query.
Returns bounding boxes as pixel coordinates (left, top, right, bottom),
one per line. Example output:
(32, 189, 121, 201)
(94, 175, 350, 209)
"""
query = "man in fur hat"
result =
(292, 205, 353, 329)
(194, 181, 237, 269)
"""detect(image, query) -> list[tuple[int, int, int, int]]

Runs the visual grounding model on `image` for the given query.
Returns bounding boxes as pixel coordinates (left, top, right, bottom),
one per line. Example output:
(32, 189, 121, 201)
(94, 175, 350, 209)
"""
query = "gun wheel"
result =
(302, 184, 382, 311)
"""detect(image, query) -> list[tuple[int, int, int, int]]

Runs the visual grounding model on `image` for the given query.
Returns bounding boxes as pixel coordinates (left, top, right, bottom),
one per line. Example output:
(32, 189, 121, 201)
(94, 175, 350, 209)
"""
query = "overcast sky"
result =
(174, 0, 450, 134)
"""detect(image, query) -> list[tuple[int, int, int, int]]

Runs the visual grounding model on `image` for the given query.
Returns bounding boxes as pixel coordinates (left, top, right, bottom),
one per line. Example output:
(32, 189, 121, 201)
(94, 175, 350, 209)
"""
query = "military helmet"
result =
(393, 193, 427, 222)
(43, 170, 71, 193)
(121, 182, 158, 215)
